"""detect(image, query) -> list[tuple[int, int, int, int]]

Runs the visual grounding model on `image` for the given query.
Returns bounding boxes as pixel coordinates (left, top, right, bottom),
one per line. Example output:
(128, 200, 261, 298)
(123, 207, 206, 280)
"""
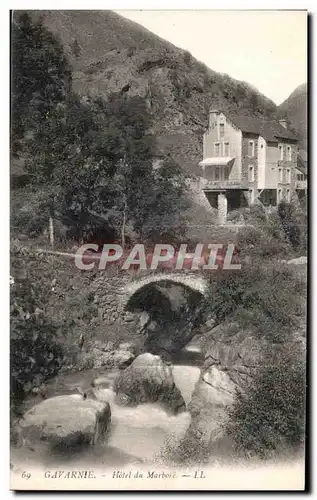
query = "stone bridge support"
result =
(91, 271, 208, 328)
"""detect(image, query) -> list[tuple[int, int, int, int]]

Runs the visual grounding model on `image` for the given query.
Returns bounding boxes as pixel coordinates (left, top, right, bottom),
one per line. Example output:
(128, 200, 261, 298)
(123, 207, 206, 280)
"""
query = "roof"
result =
(228, 115, 299, 142)
(199, 157, 235, 167)
(299, 149, 307, 163)
(297, 151, 307, 175)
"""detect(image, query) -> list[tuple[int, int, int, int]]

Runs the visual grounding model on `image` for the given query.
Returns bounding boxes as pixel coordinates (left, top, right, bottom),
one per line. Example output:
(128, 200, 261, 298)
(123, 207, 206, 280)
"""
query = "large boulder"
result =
(113, 353, 186, 414)
(184, 323, 266, 450)
(79, 340, 136, 370)
(19, 395, 111, 449)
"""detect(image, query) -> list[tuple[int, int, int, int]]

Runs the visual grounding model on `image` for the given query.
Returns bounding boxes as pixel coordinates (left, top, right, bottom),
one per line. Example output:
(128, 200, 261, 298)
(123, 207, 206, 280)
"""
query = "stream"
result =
(11, 338, 203, 469)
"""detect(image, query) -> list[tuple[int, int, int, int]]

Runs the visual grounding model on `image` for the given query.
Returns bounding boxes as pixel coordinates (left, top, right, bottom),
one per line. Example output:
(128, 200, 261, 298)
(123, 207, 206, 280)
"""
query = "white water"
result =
(12, 362, 201, 468)
(93, 364, 200, 462)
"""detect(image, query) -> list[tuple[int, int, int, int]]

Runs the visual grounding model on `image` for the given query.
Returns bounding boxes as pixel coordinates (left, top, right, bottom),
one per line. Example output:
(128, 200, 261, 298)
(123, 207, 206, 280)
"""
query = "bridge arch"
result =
(121, 272, 208, 311)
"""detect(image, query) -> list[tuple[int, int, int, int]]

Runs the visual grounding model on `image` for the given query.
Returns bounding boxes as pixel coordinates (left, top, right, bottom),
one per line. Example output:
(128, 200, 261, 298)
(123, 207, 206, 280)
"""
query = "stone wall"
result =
(90, 272, 138, 326)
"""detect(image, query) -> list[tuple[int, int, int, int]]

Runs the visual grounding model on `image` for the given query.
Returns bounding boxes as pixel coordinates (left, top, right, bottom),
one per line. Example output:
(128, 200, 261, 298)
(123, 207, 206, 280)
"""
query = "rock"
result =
(185, 366, 236, 448)
(118, 342, 135, 352)
(20, 395, 111, 449)
(113, 350, 135, 368)
(113, 353, 186, 414)
(83, 341, 136, 369)
(287, 256, 307, 266)
(186, 322, 267, 448)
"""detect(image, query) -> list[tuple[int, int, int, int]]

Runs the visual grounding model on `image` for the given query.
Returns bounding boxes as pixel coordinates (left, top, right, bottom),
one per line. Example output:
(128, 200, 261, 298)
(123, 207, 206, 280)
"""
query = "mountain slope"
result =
(278, 83, 307, 150)
(20, 10, 277, 176)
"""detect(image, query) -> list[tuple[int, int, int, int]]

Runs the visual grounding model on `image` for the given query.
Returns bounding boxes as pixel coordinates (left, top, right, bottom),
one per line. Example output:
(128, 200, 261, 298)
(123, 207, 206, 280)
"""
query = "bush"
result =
(10, 274, 64, 412)
(237, 223, 291, 260)
(183, 50, 192, 66)
(226, 344, 305, 459)
(11, 316, 63, 403)
(9, 243, 82, 414)
(292, 201, 307, 255)
(277, 201, 301, 250)
(203, 261, 305, 342)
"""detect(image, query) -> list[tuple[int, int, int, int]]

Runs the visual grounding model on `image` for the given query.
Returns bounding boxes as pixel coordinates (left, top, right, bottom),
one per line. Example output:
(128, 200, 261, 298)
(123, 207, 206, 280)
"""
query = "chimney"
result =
(279, 119, 288, 129)
(209, 109, 219, 129)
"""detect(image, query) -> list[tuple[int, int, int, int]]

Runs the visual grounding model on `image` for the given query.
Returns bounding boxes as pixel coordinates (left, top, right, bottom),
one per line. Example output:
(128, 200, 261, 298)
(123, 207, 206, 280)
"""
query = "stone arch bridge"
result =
(31, 249, 210, 329)
(91, 270, 209, 327)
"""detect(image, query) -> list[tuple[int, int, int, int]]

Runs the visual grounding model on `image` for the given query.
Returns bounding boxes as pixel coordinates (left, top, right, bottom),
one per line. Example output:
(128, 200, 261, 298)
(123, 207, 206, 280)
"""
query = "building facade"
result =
(199, 110, 300, 223)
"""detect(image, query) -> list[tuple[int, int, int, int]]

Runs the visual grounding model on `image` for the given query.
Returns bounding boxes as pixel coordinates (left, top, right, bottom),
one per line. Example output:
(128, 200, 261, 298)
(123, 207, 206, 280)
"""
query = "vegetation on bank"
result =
(226, 343, 306, 459)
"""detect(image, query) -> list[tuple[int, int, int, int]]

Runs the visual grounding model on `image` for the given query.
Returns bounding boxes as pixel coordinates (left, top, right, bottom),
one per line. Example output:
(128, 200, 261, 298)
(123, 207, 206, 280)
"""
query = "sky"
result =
(117, 10, 307, 105)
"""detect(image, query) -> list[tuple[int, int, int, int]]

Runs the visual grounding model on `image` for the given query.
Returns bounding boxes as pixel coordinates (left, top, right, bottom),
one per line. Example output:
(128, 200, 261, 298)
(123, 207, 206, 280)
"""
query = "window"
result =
(248, 141, 254, 157)
(278, 168, 283, 182)
(219, 123, 225, 138)
(278, 144, 283, 160)
(214, 142, 220, 156)
(248, 165, 254, 182)
(278, 189, 282, 202)
(287, 146, 292, 161)
(214, 167, 220, 181)
(297, 173, 304, 181)
(286, 169, 291, 183)
(286, 189, 291, 202)
(249, 188, 255, 204)
(224, 142, 230, 156)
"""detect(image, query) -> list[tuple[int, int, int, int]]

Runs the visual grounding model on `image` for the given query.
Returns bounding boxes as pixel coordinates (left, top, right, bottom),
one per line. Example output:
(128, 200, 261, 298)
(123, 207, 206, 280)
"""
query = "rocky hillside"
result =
(23, 10, 277, 176)
(278, 83, 307, 150)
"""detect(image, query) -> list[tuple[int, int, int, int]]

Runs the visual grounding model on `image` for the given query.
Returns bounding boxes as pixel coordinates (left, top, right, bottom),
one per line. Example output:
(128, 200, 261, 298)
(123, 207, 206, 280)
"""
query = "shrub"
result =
(71, 39, 81, 58)
(292, 201, 307, 255)
(127, 47, 135, 58)
(11, 316, 63, 403)
(203, 261, 305, 342)
(226, 344, 306, 459)
(9, 244, 82, 413)
(277, 201, 301, 250)
(237, 225, 291, 260)
(10, 274, 64, 412)
(183, 50, 192, 66)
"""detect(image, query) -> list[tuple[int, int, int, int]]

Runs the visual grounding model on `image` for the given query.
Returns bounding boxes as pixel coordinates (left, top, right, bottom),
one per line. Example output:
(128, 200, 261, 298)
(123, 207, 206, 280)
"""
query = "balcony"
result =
(202, 179, 249, 191)
(296, 180, 307, 190)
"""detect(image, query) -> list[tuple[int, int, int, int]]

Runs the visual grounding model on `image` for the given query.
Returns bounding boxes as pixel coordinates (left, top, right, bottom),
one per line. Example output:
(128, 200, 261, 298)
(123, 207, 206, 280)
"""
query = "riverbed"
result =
(11, 340, 203, 469)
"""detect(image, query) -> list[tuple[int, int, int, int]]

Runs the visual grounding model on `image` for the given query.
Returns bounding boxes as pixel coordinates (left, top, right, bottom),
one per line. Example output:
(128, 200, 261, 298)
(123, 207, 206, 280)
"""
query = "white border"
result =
(2, 2, 314, 498)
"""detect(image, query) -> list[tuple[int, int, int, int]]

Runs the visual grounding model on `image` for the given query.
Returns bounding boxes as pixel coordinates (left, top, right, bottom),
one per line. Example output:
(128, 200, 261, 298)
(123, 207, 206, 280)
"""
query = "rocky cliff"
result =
(23, 10, 277, 176)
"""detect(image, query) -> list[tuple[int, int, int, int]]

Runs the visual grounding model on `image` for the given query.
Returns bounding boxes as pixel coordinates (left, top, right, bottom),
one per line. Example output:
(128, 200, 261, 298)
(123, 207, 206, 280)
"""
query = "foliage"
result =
(291, 198, 308, 254)
(10, 261, 63, 410)
(203, 260, 305, 342)
(71, 38, 81, 58)
(11, 12, 72, 155)
(226, 344, 306, 459)
(277, 201, 301, 250)
(24, 90, 189, 245)
(237, 225, 291, 260)
(12, 13, 189, 244)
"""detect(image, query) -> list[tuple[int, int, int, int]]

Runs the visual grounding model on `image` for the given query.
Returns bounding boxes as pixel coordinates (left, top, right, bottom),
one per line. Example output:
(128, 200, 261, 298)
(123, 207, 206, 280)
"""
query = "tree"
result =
(71, 38, 81, 58)
(12, 15, 189, 245)
(277, 201, 301, 250)
(11, 12, 72, 155)
(26, 93, 189, 245)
